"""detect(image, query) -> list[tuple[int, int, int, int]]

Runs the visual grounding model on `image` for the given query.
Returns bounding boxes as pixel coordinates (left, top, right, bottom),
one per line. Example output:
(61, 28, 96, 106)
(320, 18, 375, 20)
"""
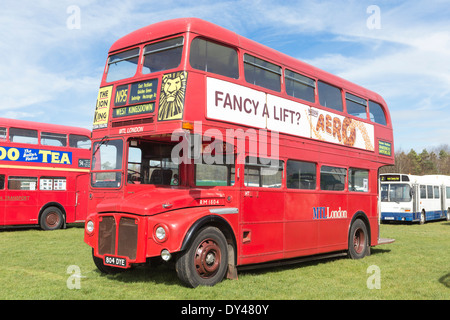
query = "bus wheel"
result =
(446, 210, 450, 221)
(419, 211, 426, 225)
(40, 207, 64, 230)
(175, 226, 228, 288)
(348, 219, 369, 259)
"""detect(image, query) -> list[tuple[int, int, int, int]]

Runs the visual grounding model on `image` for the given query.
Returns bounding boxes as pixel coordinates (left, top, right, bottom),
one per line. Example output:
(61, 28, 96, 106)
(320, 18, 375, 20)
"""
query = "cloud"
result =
(266, 1, 450, 151)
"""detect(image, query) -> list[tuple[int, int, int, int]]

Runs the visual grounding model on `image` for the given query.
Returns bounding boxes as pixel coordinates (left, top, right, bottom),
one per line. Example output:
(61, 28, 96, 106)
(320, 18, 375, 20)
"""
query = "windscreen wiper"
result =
(93, 136, 109, 156)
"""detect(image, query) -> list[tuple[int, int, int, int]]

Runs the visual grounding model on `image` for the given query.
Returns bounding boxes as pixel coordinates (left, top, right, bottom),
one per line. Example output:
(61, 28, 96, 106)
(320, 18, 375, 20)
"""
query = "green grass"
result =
(0, 221, 449, 300)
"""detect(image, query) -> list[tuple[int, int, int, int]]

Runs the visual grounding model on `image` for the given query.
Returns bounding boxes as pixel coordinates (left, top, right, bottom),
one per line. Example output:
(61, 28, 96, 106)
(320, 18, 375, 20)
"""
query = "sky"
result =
(1, 0, 450, 152)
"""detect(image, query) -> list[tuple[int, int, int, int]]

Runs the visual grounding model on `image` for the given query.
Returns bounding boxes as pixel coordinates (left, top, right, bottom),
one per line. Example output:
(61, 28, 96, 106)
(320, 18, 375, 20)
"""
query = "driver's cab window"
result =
(127, 141, 179, 185)
(128, 147, 142, 184)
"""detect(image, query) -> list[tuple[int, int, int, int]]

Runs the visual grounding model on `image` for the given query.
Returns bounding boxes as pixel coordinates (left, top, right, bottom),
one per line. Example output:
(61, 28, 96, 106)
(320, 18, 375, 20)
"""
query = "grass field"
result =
(0, 221, 449, 300)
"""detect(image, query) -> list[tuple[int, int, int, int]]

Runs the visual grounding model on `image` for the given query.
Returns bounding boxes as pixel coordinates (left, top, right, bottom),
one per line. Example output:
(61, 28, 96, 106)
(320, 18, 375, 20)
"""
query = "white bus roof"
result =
(381, 173, 450, 185)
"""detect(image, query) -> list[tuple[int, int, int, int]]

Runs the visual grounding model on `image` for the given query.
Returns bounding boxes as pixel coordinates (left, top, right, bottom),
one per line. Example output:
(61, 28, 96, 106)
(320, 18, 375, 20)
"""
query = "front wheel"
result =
(175, 226, 228, 288)
(348, 219, 369, 259)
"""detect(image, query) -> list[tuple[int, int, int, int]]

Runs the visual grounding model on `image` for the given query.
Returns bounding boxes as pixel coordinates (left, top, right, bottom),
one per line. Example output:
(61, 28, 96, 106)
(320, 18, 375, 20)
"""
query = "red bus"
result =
(84, 18, 395, 287)
(0, 118, 91, 230)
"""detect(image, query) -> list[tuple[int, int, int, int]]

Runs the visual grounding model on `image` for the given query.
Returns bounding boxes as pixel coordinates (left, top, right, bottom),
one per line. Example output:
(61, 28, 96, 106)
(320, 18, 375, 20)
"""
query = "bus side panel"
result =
(5, 188, 39, 225)
(284, 191, 319, 258)
(240, 189, 284, 264)
(317, 193, 348, 252)
(38, 184, 69, 220)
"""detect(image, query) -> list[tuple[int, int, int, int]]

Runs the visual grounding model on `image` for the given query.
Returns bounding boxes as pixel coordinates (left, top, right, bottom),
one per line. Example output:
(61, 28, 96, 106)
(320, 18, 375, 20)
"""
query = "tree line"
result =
(380, 145, 450, 175)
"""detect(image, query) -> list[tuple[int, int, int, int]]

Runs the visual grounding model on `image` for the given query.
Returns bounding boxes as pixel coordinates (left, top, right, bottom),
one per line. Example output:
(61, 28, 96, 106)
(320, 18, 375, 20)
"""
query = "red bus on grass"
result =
(0, 118, 91, 230)
(84, 18, 395, 287)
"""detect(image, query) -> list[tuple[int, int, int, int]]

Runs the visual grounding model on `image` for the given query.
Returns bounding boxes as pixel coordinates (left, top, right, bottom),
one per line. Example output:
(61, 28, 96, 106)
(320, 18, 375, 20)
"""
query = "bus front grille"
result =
(117, 217, 138, 259)
(98, 216, 116, 256)
(98, 216, 138, 260)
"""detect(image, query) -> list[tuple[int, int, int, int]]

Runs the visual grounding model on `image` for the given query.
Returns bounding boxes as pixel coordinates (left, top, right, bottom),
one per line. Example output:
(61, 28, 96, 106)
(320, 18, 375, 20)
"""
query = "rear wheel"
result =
(175, 226, 228, 288)
(39, 207, 64, 230)
(348, 219, 369, 259)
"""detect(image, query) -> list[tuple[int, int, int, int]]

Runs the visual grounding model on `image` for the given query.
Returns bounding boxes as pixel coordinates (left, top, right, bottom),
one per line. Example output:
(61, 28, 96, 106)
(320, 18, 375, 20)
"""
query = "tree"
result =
(407, 149, 421, 174)
(381, 147, 450, 176)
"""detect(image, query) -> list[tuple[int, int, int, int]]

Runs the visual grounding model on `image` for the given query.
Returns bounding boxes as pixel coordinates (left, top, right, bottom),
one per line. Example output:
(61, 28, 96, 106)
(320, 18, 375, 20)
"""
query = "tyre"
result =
(175, 226, 228, 288)
(348, 219, 369, 259)
(419, 211, 426, 225)
(39, 206, 64, 230)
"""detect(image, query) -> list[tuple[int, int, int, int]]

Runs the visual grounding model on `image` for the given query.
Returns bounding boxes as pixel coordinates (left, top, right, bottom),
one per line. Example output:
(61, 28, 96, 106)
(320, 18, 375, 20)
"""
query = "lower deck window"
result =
(244, 156, 283, 188)
(195, 162, 235, 186)
(286, 160, 316, 190)
(40, 177, 67, 191)
(348, 168, 368, 192)
(320, 166, 346, 191)
(8, 176, 37, 190)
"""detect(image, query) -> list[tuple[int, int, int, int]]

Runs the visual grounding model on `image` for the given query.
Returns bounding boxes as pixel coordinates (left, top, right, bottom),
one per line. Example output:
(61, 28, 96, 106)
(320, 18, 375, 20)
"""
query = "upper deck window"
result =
(69, 134, 91, 149)
(318, 81, 343, 112)
(285, 69, 316, 103)
(244, 54, 281, 92)
(106, 48, 140, 83)
(41, 132, 67, 147)
(9, 128, 38, 144)
(346, 93, 367, 120)
(369, 101, 387, 125)
(0, 127, 6, 140)
(190, 38, 239, 79)
(143, 37, 184, 75)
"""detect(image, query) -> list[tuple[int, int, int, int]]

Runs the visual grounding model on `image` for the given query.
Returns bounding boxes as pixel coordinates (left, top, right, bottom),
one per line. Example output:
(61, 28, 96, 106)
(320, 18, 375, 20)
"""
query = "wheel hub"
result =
(194, 238, 221, 279)
(353, 229, 366, 254)
(46, 212, 60, 227)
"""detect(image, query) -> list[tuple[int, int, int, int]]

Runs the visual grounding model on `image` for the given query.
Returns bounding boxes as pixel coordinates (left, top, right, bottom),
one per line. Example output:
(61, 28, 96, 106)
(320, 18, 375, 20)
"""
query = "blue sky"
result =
(1, 0, 450, 152)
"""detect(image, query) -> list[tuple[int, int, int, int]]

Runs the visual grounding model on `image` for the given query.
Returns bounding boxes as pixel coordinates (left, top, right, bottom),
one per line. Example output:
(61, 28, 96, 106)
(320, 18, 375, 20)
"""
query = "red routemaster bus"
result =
(0, 118, 91, 230)
(84, 18, 395, 287)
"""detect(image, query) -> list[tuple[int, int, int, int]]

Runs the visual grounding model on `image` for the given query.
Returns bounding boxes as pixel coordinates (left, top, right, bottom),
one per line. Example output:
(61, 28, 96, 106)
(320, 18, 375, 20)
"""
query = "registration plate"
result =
(104, 255, 127, 267)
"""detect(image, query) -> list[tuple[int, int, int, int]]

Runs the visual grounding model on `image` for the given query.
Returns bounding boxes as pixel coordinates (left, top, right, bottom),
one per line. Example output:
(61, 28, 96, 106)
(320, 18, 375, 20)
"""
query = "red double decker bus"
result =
(84, 18, 394, 287)
(0, 118, 91, 230)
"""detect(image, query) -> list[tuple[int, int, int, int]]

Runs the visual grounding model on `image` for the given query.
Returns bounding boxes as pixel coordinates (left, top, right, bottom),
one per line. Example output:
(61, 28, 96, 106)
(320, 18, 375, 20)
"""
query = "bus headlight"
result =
(86, 220, 95, 234)
(156, 226, 166, 240)
(154, 224, 168, 242)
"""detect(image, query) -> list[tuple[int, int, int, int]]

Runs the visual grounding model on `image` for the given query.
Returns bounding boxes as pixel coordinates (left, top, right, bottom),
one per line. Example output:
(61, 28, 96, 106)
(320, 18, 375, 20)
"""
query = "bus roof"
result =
(109, 17, 386, 105)
(381, 173, 450, 185)
(0, 118, 91, 136)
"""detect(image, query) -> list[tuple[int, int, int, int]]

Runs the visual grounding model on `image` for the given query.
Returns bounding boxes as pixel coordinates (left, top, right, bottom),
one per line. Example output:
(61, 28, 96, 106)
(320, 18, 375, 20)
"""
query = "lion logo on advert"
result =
(157, 71, 187, 121)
